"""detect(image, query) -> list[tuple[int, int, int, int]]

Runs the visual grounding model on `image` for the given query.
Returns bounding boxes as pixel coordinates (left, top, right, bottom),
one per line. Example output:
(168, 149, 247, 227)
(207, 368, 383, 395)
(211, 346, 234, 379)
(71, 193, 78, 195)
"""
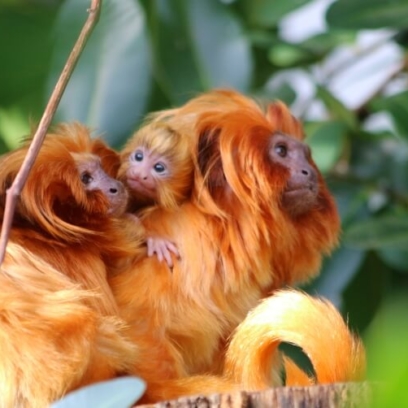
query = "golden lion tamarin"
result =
(117, 118, 194, 266)
(0, 124, 143, 407)
(108, 90, 365, 403)
(118, 118, 194, 212)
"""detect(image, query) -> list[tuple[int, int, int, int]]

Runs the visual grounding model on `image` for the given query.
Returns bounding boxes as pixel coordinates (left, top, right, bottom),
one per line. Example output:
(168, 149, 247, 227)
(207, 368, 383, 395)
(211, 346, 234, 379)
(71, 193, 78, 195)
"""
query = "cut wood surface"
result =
(138, 382, 371, 408)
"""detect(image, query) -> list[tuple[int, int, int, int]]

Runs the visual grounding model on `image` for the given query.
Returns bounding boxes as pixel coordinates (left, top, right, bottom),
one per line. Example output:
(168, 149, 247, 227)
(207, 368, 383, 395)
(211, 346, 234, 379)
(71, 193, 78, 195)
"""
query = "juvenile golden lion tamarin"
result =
(0, 124, 142, 407)
(117, 118, 194, 266)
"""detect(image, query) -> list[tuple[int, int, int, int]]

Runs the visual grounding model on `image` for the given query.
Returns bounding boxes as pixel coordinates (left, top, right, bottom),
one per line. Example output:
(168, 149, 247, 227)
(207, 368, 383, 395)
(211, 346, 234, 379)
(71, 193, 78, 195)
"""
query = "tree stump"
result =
(138, 382, 371, 408)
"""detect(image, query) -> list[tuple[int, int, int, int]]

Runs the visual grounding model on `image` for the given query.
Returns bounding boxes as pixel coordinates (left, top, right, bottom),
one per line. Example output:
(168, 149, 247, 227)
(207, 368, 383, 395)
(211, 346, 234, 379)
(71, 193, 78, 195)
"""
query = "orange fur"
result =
(0, 124, 144, 406)
(133, 290, 365, 404)
(153, 89, 304, 141)
(224, 290, 366, 390)
(265, 101, 305, 140)
(110, 90, 344, 402)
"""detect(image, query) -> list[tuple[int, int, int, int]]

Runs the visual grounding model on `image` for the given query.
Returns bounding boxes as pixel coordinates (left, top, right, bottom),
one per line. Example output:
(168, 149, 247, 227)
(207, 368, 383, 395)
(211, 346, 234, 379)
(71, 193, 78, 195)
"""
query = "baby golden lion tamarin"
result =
(118, 116, 194, 266)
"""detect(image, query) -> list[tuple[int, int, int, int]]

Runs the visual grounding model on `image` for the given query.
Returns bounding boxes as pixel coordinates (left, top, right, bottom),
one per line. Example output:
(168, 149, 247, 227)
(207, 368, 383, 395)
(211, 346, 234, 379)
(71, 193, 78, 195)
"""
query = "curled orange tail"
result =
(224, 290, 366, 390)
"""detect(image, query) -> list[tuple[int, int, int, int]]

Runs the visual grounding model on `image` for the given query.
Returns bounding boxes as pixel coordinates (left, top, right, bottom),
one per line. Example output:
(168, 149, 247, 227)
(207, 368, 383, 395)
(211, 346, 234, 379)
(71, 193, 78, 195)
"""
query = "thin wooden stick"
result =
(0, 0, 102, 266)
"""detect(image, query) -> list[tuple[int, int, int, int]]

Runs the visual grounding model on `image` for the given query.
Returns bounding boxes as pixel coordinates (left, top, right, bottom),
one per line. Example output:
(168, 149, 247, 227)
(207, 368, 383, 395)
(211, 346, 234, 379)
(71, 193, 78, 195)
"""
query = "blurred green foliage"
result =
(1, 0, 408, 404)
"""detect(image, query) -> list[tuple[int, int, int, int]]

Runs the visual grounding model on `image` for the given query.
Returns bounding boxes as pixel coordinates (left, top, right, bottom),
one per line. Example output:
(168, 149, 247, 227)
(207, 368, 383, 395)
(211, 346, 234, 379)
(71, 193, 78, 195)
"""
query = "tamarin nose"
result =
(300, 165, 317, 184)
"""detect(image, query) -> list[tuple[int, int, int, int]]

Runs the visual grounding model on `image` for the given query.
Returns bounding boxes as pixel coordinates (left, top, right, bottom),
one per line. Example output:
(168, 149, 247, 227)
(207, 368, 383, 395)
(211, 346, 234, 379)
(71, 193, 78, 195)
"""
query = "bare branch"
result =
(0, 0, 102, 266)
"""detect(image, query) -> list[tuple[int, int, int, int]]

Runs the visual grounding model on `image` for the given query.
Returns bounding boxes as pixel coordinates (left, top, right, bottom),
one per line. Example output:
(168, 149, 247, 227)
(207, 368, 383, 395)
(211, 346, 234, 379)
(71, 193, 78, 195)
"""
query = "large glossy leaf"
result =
(241, 0, 309, 28)
(327, 0, 408, 29)
(305, 120, 347, 173)
(343, 252, 388, 331)
(48, 0, 151, 146)
(0, 4, 57, 105)
(150, 0, 252, 104)
(343, 214, 408, 249)
(146, 0, 202, 103)
(51, 377, 146, 408)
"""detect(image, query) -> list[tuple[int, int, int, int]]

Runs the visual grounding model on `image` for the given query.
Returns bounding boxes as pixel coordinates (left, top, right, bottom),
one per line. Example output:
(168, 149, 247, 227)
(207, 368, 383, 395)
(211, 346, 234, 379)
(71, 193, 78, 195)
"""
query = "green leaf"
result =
(150, 0, 252, 104)
(242, 0, 309, 28)
(51, 377, 146, 408)
(378, 248, 408, 272)
(343, 252, 387, 331)
(268, 43, 317, 68)
(48, 0, 151, 146)
(390, 148, 408, 195)
(348, 135, 393, 181)
(329, 179, 369, 224)
(0, 3, 57, 105)
(303, 246, 365, 308)
(305, 120, 347, 173)
(0, 106, 30, 150)
(371, 91, 408, 140)
(301, 31, 356, 56)
(316, 86, 358, 130)
(327, 0, 408, 29)
(343, 214, 408, 249)
(268, 31, 358, 68)
(146, 0, 202, 103)
(257, 83, 297, 106)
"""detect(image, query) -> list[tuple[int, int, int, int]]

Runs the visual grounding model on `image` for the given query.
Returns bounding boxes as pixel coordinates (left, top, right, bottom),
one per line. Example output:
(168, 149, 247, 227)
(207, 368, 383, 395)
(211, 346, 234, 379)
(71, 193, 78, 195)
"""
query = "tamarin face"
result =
(73, 154, 128, 217)
(268, 132, 318, 217)
(0, 123, 131, 241)
(194, 105, 334, 225)
(124, 146, 170, 200)
(118, 119, 195, 211)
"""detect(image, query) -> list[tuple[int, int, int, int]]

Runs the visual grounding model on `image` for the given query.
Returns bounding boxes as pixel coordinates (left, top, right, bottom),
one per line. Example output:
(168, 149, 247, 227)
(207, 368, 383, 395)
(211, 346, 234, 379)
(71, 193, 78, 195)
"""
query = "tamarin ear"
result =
(266, 101, 305, 141)
(197, 128, 226, 189)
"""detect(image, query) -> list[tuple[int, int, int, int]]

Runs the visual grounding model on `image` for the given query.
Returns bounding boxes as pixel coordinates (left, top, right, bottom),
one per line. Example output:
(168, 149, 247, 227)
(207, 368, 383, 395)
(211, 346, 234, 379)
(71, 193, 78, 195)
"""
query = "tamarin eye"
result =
(275, 144, 287, 157)
(134, 150, 144, 162)
(153, 162, 166, 173)
(81, 172, 93, 185)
